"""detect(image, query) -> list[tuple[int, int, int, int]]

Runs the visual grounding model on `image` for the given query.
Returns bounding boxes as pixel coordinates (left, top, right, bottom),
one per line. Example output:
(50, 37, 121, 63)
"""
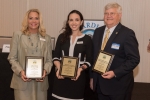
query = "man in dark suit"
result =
(90, 2, 140, 100)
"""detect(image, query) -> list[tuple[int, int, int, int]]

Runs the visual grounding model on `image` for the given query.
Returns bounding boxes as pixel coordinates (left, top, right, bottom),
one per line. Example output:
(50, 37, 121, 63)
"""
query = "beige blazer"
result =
(8, 31, 53, 91)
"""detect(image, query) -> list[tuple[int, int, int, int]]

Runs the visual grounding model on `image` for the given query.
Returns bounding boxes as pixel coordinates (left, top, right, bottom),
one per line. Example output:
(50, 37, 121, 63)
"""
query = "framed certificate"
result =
(25, 56, 44, 78)
(92, 51, 114, 74)
(60, 56, 79, 78)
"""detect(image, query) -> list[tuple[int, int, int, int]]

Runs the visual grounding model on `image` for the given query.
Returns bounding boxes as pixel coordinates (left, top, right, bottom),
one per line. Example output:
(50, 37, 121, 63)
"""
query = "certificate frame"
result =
(92, 51, 114, 74)
(25, 56, 44, 78)
(60, 56, 79, 78)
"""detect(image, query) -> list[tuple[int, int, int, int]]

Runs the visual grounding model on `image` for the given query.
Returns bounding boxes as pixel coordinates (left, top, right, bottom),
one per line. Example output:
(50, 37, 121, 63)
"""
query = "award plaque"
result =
(60, 56, 79, 78)
(93, 51, 114, 74)
(25, 56, 44, 78)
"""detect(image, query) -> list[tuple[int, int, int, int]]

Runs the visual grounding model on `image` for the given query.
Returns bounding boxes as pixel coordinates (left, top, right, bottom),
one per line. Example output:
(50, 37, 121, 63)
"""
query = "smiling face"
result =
(104, 7, 122, 28)
(68, 13, 83, 32)
(27, 12, 40, 33)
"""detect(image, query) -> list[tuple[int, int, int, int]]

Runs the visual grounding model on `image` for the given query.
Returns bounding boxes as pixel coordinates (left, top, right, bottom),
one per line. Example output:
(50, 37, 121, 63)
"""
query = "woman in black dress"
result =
(52, 10, 93, 100)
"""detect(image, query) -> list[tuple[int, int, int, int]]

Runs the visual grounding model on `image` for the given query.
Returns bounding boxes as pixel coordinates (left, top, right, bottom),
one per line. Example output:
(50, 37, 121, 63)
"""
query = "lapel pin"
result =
(116, 32, 118, 34)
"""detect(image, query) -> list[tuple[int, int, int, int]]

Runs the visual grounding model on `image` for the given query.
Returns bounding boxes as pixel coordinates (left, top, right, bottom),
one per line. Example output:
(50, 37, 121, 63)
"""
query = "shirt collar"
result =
(105, 24, 118, 33)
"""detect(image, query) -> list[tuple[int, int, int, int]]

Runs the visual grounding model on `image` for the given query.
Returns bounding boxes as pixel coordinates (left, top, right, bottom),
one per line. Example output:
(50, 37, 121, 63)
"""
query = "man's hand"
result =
(102, 71, 115, 79)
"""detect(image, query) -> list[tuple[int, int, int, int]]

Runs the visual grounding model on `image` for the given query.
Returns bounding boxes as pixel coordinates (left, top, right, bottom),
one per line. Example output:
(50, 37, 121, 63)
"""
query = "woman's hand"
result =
(36, 69, 47, 82)
(72, 64, 87, 81)
(72, 67, 83, 81)
(20, 70, 31, 82)
(56, 68, 64, 79)
(54, 60, 64, 79)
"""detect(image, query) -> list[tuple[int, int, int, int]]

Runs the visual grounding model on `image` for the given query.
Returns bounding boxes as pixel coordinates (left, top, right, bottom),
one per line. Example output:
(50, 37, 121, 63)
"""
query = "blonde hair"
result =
(104, 2, 122, 13)
(21, 9, 46, 37)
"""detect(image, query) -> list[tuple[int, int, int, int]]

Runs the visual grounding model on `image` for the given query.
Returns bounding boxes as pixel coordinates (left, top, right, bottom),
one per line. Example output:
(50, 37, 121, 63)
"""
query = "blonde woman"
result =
(8, 9, 52, 100)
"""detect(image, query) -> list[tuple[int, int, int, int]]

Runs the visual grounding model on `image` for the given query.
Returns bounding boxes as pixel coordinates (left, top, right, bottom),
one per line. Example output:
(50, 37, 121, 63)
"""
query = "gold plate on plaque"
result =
(93, 51, 114, 74)
(60, 56, 78, 78)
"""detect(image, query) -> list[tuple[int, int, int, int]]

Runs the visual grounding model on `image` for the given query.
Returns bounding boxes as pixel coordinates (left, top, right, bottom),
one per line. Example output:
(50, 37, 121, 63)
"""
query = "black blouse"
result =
(53, 33, 93, 67)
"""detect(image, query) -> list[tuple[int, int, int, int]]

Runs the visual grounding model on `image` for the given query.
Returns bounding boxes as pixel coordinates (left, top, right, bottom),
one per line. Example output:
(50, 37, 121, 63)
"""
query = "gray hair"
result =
(104, 2, 122, 13)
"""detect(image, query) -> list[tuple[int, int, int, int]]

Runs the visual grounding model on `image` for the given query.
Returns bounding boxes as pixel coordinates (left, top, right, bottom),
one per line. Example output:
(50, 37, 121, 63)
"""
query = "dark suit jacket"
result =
(91, 23, 140, 95)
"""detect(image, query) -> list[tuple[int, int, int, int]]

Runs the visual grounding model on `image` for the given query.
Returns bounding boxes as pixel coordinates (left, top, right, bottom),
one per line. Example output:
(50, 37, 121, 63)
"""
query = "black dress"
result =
(52, 34, 93, 100)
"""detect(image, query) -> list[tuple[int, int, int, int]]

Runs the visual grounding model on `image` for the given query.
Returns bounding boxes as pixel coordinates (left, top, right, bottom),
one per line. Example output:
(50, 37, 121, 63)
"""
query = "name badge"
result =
(111, 43, 120, 50)
(40, 38, 46, 41)
(77, 41, 83, 44)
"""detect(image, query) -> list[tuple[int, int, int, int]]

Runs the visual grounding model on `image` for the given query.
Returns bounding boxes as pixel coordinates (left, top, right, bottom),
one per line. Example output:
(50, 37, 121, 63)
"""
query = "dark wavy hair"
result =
(61, 10, 84, 43)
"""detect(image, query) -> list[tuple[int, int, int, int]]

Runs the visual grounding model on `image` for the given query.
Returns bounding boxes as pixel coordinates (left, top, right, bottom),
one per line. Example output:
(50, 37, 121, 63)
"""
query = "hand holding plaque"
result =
(92, 51, 114, 74)
(59, 56, 79, 78)
(25, 56, 44, 79)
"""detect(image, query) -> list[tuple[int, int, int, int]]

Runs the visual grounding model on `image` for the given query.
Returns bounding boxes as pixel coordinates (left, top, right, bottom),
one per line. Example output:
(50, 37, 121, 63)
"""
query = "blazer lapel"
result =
(104, 23, 122, 50)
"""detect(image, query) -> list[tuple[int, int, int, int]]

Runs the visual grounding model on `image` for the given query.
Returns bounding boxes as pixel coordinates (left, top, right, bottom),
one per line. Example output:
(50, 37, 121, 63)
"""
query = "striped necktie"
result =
(101, 29, 110, 50)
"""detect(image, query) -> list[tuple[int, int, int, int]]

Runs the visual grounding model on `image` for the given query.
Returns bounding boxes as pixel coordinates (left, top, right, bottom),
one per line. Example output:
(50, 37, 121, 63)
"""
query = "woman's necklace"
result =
(28, 34, 39, 53)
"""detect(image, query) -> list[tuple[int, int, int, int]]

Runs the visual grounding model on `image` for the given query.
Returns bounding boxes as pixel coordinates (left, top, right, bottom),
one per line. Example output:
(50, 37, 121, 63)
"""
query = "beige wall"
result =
(0, 0, 150, 83)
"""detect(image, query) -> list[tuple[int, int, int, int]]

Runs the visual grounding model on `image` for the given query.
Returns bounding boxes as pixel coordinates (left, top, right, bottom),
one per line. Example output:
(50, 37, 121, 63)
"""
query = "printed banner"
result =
(83, 20, 104, 38)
